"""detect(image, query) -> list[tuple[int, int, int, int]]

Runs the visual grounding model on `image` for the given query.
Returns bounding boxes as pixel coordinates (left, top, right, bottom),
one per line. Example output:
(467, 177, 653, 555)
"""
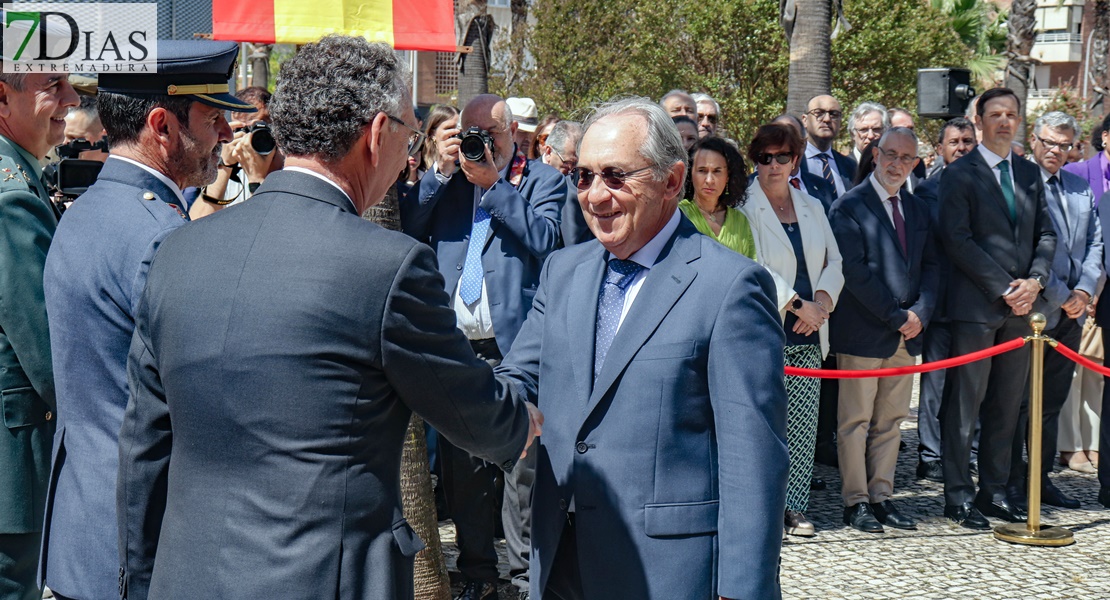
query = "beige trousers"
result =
(1058, 365, 1102, 453)
(837, 341, 915, 507)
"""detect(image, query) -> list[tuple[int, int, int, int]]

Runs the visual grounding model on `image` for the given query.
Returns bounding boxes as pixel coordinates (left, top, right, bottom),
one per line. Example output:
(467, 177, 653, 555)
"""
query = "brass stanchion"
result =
(994, 313, 1074, 547)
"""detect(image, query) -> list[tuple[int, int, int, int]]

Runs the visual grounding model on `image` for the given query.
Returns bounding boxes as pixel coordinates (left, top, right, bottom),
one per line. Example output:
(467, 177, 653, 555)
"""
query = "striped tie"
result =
(817, 153, 837, 197)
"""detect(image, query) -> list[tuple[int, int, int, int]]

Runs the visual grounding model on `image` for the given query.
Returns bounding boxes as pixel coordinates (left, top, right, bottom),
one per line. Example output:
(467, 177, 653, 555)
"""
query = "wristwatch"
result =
(1032, 275, 1046, 291)
(790, 297, 804, 312)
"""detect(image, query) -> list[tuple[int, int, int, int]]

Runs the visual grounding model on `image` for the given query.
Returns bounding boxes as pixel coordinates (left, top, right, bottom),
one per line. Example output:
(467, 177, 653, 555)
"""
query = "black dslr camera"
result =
(238, 121, 276, 156)
(43, 138, 109, 202)
(455, 127, 495, 162)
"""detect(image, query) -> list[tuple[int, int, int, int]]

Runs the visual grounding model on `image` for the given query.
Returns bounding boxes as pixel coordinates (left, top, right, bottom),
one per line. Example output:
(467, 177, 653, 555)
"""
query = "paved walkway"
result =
(440, 376, 1110, 599)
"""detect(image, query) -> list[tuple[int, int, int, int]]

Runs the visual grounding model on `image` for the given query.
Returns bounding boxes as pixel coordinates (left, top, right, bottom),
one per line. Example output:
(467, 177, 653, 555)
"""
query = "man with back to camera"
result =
(402, 93, 566, 600)
(115, 35, 541, 600)
(41, 40, 248, 600)
(937, 87, 1056, 529)
(0, 70, 78, 600)
(497, 96, 788, 600)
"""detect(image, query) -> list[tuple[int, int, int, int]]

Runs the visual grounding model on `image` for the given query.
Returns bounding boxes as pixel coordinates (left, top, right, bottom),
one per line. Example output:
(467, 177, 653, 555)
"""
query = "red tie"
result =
(890, 196, 907, 255)
(790, 177, 801, 190)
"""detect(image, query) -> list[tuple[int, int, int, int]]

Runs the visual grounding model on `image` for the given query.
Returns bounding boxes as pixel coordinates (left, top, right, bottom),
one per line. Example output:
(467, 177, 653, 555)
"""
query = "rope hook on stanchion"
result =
(994, 312, 1075, 547)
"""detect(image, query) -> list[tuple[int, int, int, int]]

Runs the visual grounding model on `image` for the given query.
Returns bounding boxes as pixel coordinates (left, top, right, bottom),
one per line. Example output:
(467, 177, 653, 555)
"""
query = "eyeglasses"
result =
(574, 165, 654, 190)
(878, 149, 917, 165)
(1034, 136, 1074, 152)
(755, 152, 794, 165)
(854, 127, 884, 136)
(552, 149, 577, 171)
(806, 109, 842, 120)
(698, 113, 718, 124)
(386, 114, 427, 158)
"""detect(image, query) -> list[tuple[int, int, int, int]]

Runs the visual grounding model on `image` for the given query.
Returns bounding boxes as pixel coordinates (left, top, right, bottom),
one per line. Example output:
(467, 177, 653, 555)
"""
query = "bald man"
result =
(402, 94, 568, 599)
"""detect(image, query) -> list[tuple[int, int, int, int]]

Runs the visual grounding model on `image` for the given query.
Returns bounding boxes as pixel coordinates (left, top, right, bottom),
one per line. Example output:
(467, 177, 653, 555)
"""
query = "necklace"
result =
(700, 206, 726, 225)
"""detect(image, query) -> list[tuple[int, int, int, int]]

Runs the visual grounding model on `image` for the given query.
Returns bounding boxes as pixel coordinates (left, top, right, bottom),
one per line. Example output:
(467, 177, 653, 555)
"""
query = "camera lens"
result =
(249, 123, 276, 156)
(460, 134, 487, 162)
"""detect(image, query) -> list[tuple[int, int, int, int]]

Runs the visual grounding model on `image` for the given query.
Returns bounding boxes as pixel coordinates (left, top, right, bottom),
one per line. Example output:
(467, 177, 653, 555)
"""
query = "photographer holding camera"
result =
(192, 86, 281, 219)
(401, 94, 566, 600)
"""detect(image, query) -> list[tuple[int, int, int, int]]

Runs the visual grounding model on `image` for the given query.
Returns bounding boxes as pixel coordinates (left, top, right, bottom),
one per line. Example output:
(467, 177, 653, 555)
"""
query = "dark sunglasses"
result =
(756, 152, 794, 165)
(574, 165, 654, 190)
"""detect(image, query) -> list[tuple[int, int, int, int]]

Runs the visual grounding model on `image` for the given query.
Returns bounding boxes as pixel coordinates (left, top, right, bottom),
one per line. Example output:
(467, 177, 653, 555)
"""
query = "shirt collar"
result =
(869, 172, 898, 200)
(805, 141, 830, 159)
(109, 156, 186, 206)
(284, 166, 356, 210)
(1040, 166, 1061, 185)
(622, 207, 681, 270)
(977, 143, 1012, 169)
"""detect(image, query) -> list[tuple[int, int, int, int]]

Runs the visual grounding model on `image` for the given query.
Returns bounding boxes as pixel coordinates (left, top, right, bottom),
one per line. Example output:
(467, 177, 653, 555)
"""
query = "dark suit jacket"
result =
(401, 157, 565, 354)
(0, 134, 57, 536)
(116, 170, 532, 600)
(828, 180, 939, 358)
(937, 149, 1056, 324)
(913, 170, 950, 322)
(800, 148, 857, 197)
(41, 158, 189, 598)
(498, 217, 788, 600)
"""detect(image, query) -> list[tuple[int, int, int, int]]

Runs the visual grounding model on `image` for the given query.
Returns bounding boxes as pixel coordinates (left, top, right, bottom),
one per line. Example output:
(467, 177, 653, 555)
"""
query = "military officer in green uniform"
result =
(0, 72, 79, 600)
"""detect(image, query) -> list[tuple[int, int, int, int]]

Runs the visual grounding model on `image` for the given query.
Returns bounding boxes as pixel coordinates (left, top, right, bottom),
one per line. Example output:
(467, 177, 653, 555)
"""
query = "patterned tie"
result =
(790, 177, 802, 190)
(594, 258, 644, 380)
(817, 153, 837, 197)
(996, 159, 1017, 221)
(458, 206, 492, 305)
(889, 196, 907, 255)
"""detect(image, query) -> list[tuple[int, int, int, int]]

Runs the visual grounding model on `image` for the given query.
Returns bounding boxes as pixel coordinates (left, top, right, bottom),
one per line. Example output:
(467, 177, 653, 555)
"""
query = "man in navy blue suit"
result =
(800, 95, 857, 199)
(41, 41, 246, 600)
(402, 94, 566, 600)
(1006, 111, 1102, 511)
(498, 97, 788, 600)
(828, 127, 939, 533)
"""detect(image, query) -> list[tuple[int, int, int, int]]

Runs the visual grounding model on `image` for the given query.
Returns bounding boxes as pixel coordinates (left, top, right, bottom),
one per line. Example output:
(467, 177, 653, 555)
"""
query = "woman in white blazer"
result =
(742, 123, 844, 538)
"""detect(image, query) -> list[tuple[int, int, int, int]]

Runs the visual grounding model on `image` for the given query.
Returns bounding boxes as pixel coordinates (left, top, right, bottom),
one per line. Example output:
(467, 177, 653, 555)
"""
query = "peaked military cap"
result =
(97, 40, 256, 112)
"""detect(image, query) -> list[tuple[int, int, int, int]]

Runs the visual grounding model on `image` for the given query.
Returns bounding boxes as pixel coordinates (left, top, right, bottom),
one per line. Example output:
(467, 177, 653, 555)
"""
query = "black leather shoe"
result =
(870, 500, 917, 530)
(916, 460, 943, 482)
(944, 502, 990, 530)
(843, 502, 883, 533)
(975, 496, 1027, 523)
(1006, 486, 1028, 512)
(455, 580, 498, 600)
(810, 477, 827, 491)
(1042, 481, 1081, 509)
(1099, 487, 1110, 508)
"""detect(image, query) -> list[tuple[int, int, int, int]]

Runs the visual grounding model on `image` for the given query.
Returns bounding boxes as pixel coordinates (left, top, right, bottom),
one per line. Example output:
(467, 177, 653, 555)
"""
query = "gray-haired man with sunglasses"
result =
(497, 96, 788, 600)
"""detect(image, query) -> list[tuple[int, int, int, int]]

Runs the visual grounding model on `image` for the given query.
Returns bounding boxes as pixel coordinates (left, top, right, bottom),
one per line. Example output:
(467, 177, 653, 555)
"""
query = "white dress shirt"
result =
(453, 159, 515, 340)
(805, 142, 847, 196)
(977, 144, 1015, 191)
(868, 173, 900, 226)
(614, 208, 681, 329)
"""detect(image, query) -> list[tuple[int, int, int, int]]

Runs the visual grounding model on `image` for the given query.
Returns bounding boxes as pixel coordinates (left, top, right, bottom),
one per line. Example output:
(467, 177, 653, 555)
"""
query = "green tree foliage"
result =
(523, 0, 971, 147)
(930, 0, 1007, 88)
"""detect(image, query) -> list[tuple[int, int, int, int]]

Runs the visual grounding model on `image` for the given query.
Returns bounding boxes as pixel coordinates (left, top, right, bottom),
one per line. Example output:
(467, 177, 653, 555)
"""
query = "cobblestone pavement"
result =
(440, 376, 1110, 599)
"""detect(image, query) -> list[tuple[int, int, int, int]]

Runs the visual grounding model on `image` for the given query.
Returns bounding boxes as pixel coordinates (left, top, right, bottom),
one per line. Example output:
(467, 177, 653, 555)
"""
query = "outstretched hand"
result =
(523, 402, 544, 459)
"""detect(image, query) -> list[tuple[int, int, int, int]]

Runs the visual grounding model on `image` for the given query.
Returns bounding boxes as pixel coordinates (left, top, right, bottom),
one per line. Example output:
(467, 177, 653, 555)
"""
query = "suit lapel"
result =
(586, 223, 698, 415)
(862, 185, 905, 260)
(568, 246, 606, 410)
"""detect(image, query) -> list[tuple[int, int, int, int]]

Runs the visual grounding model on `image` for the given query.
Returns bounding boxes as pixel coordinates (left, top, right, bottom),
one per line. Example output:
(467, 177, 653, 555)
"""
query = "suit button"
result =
(456, 263, 463, 270)
(576, 441, 588, 454)
(1010, 266, 1017, 273)
(559, 498, 568, 510)
(45, 411, 52, 421)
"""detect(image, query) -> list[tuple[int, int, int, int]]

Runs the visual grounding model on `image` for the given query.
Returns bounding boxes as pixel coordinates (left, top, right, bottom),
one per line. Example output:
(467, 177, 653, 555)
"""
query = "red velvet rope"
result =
(784, 337, 1028, 379)
(1052, 342, 1110, 377)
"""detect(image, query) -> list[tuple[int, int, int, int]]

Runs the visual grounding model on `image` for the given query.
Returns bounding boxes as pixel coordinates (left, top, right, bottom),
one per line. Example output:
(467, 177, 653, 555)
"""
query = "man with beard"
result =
(39, 40, 245, 600)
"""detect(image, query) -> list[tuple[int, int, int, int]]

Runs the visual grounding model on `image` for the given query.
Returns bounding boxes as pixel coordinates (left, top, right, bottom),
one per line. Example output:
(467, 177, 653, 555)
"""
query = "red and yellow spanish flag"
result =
(212, 0, 456, 52)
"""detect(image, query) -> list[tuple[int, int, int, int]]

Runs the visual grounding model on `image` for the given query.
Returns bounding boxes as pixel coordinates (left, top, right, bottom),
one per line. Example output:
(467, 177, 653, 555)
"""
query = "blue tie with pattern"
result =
(459, 206, 492, 305)
(594, 258, 644, 380)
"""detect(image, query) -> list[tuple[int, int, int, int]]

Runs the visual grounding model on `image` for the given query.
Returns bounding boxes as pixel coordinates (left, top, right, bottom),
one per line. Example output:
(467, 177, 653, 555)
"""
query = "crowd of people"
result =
(1, 31, 1110, 600)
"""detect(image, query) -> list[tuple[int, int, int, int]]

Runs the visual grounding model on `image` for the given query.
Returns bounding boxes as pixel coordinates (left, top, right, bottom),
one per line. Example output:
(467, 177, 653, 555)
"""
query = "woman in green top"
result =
(678, 136, 756, 258)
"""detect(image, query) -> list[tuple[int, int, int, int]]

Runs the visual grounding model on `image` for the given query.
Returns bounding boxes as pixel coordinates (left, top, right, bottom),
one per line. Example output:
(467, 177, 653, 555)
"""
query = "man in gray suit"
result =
(1006, 111, 1102, 511)
(116, 35, 540, 600)
(497, 97, 788, 600)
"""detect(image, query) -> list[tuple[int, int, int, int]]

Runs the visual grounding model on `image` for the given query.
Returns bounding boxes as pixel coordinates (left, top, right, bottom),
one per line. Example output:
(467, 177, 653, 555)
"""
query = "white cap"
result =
(506, 97, 539, 132)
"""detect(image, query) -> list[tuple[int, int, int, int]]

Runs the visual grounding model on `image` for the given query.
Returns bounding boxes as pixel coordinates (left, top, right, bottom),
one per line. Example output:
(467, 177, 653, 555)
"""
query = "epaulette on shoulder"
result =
(0, 154, 36, 194)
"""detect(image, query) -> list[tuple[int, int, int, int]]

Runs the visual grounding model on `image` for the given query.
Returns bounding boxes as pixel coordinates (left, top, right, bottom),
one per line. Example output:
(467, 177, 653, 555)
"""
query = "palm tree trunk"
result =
(247, 43, 272, 90)
(362, 186, 452, 600)
(1005, 0, 1037, 142)
(785, 0, 832, 116)
(457, 0, 493, 107)
(1088, 0, 1109, 115)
